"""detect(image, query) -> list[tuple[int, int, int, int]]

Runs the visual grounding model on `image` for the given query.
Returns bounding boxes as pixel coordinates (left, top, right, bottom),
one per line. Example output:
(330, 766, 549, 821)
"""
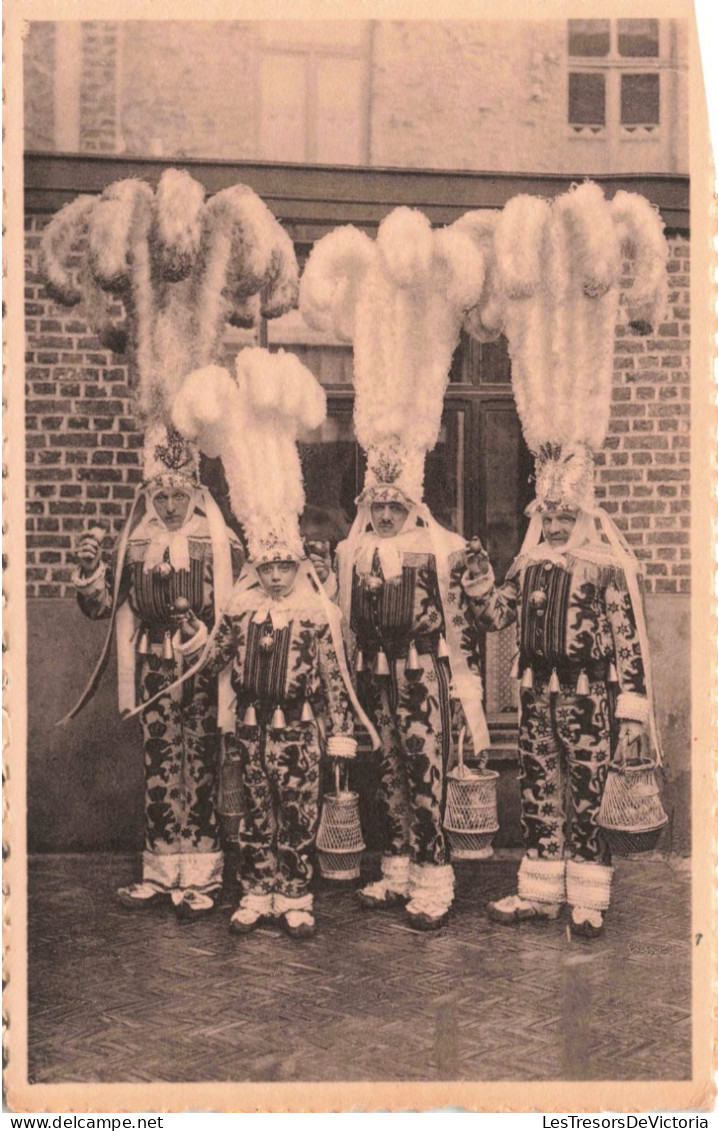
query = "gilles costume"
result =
(458, 182, 668, 935)
(301, 206, 491, 929)
(166, 350, 378, 937)
(44, 166, 300, 917)
(71, 433, 243, 910)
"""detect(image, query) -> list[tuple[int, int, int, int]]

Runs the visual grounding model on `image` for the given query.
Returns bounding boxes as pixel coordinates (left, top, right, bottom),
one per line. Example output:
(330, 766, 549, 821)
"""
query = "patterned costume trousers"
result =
(361, 653, 452, 866)
(139, 653, 222, 891)
(518, 676, 613, 864)
(235, 720, 322, 897)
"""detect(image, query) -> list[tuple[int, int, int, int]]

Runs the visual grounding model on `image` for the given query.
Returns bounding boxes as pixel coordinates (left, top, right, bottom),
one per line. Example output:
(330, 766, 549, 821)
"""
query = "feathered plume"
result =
(299, 206, 487, 503)
(172, 349, 326, 562)
(476, 181, 668, 510)
(39, 170, 300, 431)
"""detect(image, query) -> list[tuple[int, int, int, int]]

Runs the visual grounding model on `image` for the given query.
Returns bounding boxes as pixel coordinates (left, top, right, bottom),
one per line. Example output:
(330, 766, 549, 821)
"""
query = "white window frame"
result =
(567, 19, 664, 145)
(257, 23, 372, 165)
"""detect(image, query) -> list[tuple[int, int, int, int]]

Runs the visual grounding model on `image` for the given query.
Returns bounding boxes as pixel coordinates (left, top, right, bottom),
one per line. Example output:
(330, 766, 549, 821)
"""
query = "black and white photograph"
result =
(3, 0, 714, 1113)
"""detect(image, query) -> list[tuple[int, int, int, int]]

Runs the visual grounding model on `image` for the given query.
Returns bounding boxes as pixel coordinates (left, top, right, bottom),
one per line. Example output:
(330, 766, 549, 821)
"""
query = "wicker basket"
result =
(316, 764, 366, 880)
(597, 751, 668, 855)
(443, 727, 499, 860)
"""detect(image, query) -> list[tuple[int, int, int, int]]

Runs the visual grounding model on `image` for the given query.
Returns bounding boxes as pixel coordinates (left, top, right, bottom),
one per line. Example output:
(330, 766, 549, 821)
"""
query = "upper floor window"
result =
(567, 19, 661, 138)
(259, 21, 371, 165)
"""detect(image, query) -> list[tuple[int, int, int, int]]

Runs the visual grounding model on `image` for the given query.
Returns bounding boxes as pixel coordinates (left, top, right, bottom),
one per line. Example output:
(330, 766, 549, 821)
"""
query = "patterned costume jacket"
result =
(463, 552, 648, 862)
(76, 525, 244, 894)
(196, 586, 354, 896)
(337, 541, 483, 867)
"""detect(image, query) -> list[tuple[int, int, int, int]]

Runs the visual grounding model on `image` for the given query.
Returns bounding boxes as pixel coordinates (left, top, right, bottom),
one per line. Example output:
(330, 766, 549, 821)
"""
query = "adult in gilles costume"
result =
(41, 168, 300, 916)
(155, 351, 380, 938)
(300, 207, 492, 930)
(459, 184, 668, 937)
(72, 428, 243, 915)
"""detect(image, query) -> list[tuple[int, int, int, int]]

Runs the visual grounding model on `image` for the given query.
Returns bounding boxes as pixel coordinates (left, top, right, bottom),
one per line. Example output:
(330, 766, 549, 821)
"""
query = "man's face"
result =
(153, 487, 192, 531)
(541, 509, 578, 548)
(257, 560, 299, 599)
(370, 501, 409, 539)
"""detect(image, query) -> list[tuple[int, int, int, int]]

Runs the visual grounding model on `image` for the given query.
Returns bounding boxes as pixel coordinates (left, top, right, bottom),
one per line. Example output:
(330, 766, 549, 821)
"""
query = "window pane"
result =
(618, 18, 659, 57)
(621, 73, 660, 125)
(568, 72, 606, 126)
(259, 54, 307, 162)
(568, 19, 610, 57)
(316, 56, 364, 164)
(298, 408, 360, 534)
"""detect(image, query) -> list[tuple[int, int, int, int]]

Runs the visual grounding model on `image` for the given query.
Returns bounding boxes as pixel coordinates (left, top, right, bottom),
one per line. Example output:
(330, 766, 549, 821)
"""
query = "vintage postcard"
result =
(3, 0, 715, 1114)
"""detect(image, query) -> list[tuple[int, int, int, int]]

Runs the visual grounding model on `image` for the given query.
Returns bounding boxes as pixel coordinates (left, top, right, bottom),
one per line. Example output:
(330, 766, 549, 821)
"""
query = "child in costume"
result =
(44, 169, 299, 916)
(166, 351, 379, 938)
(300, 207, 492, 930)
(459, 184, 668, 937)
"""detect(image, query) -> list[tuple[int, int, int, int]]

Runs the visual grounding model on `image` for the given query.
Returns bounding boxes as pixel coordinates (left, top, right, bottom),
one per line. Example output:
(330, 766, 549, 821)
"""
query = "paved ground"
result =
(27, 852, 691, 1084)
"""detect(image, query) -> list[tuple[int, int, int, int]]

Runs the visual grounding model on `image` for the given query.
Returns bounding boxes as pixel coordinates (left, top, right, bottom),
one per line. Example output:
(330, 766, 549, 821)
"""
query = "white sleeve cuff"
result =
(73, 562, 106, 591)
(327, 735, 357, 759)
(172, 622, 209, 658)
(461, 569, 495, 599)
(615, 692, 649, 723)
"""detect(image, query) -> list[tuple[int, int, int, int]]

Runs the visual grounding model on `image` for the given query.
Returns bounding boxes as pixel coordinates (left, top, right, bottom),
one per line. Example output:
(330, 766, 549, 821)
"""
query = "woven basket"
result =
(598, 753, 668, 855)
(316, 790, 366, 880)
(443, 726, 499, 860)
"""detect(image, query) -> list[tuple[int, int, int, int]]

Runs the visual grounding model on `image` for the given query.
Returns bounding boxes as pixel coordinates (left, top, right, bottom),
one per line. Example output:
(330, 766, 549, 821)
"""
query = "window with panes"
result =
(567, 19, 662, 137)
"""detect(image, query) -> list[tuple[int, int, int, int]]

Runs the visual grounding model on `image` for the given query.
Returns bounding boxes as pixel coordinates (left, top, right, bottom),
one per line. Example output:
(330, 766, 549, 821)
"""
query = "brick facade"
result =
(24, 214, 690, 598)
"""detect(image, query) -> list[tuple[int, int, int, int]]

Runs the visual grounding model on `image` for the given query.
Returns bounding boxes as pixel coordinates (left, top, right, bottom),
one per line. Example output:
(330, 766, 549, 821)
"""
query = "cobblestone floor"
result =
(27, 852, 691, 1083)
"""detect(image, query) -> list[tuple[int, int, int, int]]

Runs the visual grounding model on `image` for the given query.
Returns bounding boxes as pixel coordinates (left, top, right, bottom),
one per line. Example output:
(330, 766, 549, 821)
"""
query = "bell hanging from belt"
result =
(373, 648, 390, 677)
(354, 648, 365, 674)
(509, 653, 520, 680)
(137, 629, 151, 656)
(271, 705, 287, 730)
(520, 665, 534, 690)
(576, 669, 590, 696)
(608, 661, 619, 683)
(243, 703, 258, 727)
(548, 668, 561, 694)
(162, 630, 175, 663)
(437, 636, 450, 660)
(300, 699, 315, 723)
(405, 639, 421, 674)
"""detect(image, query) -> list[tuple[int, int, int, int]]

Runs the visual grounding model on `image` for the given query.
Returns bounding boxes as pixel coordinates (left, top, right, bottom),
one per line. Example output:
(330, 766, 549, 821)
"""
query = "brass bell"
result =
(243, 703, 258, 727)
(548, 668, 561, 694)
(354, 649, 365, 673)
(373, 649, 390, 677)
(137, 630, 151, 656)
(608, 662, 618, 683)
(437, 636, 450, 660)
(300, 699, 315, 723)
(529, 589, 547, 616)
(509, 653, 520, 680)
(271, 706, 287, 730)
(260, 631, 275, 653)
(520, 666, 534, 690)
(405, 640, 421, 673)
(576, 669, 590, 696)
(162, 630, 175, 663)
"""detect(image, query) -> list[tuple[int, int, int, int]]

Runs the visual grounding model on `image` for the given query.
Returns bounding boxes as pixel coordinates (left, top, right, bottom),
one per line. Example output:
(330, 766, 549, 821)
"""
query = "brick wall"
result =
(24, 216, 690, 598)
(595, 235, 690, 594)
(23, 22, 55, 152)
(79, 22, 119, 153)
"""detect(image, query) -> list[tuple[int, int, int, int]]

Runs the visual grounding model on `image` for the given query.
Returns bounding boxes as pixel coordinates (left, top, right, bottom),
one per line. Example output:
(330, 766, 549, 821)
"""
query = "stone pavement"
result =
(27, 852, 691, 1083)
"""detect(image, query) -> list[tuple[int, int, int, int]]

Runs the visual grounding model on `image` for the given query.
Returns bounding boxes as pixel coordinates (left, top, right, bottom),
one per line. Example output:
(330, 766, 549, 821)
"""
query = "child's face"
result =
(257, 560, 299, 599)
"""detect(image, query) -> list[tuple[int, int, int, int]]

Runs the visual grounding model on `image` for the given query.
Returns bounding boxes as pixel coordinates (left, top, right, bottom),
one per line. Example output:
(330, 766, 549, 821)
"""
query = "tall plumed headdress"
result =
(172, 349, 326, 564)
(40, 170, 299, 484)
(460, 182, 668, 512)
(299, 206, 487, 505)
